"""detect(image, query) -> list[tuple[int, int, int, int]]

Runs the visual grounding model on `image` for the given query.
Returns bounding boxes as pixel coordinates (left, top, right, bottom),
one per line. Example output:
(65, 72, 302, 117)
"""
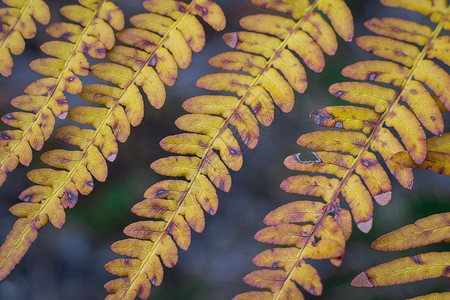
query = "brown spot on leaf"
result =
(394, 50, 406, 57)
(228, 147, 240, 156)
(149, 55, 158, 67)
(96, 47, 106, 56)
(361, 158, 376, 168)
(252, 102, 262, 115)
(82, 43, 90, 54)
(61, 32, 72, 40)
(22, 195, 33, 202)
(366, 72, 380, 81)
(333, 90, 345, 98)
(177, 3, 186, 12)
(357, 219, 373, 233)
(442, 266, 450, 277)
(65, 190, 78, 208)
(310, 287, 319, 296)
(156, 189, 168, 198)
(310, 109, 334, 126)
(0, 131, 11, 140)
(107, 153, 117, 162)
(196, 4, 208, 17)
(374, 191, 391, 206)
(166, 222, 173, 234)
(411, 255, 423, 264)
(223, 32, 238, 49)
(351, 272, 374, 287)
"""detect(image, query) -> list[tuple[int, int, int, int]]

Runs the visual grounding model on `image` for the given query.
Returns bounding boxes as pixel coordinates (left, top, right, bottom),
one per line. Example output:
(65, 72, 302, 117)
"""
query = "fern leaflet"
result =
(236, 0, 450, 299)
(0, 0, 225, 285)
(104, 0, 354, 299)
(0, 0, 50, 77)
(0, 0, 124, 187)
(352, 213, 450, 299)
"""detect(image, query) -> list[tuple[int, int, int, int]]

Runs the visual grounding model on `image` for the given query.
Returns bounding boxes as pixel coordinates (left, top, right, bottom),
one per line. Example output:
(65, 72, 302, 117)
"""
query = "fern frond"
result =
(105, 0, 354, 298)
(0, 0, 225, 286)
(0, 0, 50, 77)
(352, 213, 450, 299)
(237, 1, 450, 299)
(0, 0, 124, 187)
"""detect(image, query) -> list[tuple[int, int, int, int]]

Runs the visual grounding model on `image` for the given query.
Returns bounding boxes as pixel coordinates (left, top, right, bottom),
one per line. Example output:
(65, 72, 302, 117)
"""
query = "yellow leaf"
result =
(365, 17, 432, 46)
(298, 130, 367, 156)
(402, 80, 444, 136)
(342, 174, 373, 233)
(427, 36, 450, 66)
(357, 36, 420, 67)
(318, 0, 353, 42)
(371, 127, 414, 189)
(385, 103, 427, 164)
(373, 213, 450, 251)
(301, 12, 337, 55)
(281, 175, 339, 202)
(310, 106, 380, 134)
(290, 262, 322, 296)
(355, 152, 392, 206)
(342, 60, 408, 86)
(428, 133, 450, 152)
(263, 201, 325, 225)
(380, 0, 443, 15)
(60, 4, 92, 26)
(414, 59, 450, 110)
(253, 247, 299, 270)
(251, 0, 309, 20)
(352, 252, 450, 287)
(330, 82, 395, 113)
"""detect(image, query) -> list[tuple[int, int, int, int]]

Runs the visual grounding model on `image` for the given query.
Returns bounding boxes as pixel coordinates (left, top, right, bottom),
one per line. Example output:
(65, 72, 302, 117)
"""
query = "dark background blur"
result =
(0, 0, 449, 299)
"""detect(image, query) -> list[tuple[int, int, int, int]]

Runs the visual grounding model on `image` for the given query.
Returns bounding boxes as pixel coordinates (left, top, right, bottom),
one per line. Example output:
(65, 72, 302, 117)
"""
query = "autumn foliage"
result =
(0, 0, 448, 299)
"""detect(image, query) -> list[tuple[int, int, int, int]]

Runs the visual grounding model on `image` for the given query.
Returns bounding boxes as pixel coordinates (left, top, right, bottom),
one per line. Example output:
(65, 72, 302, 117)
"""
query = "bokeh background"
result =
(0, 0, 449, 299)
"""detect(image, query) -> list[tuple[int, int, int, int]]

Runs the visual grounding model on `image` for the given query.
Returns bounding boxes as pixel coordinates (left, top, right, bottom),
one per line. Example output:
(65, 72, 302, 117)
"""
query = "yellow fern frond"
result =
(0, 0, 50, 77)
(0, 0, 225, 288)
(237, 1, 450, 299)
(0, 0, 124, 187)
(352, 213, 450, 299)
(104, 0, 354, 299)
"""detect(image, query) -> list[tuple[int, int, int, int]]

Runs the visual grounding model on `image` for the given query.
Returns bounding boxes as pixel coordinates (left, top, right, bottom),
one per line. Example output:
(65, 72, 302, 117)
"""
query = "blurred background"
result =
(0, 0, 449, 299)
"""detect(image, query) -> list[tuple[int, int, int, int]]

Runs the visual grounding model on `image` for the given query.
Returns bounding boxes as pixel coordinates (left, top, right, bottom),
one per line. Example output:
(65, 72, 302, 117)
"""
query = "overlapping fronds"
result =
(0, 0, 50, 77)
(104, 0, 354, 298)
(0, 0, 124, 187)
(236, 1, 450, 299)
(0, 0, 225, 285)
(391, 133, 450, 176)
(352, 213, 450, 299)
